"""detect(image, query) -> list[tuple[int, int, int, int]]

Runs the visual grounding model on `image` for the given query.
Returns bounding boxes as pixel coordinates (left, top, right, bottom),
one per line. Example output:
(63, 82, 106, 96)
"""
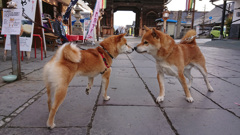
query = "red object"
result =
(66, 35, 83, 42)
(99, 53, 110, 68)
(33, 34, 43, 60)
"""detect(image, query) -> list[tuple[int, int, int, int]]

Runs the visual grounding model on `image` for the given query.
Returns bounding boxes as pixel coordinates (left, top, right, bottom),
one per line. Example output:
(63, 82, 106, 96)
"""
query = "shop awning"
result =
(155, 18, 186, 23)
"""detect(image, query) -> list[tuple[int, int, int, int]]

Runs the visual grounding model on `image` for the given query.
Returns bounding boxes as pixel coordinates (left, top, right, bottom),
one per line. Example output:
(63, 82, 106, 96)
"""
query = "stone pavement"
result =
(0, 38, 240, 135)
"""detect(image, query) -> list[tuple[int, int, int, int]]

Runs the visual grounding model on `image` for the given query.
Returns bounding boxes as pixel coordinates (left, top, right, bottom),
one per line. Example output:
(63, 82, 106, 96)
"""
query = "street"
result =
(0, 37, 240, 135)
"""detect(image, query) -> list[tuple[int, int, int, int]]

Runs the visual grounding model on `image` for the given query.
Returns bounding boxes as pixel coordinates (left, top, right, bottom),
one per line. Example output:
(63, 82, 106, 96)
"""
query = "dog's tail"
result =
(180, 29, 197, 44)
(56, 43, 81, 63)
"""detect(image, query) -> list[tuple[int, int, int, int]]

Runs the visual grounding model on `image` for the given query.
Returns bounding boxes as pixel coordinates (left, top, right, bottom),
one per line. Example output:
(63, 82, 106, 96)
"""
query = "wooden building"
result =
(84, 0, 169, 37)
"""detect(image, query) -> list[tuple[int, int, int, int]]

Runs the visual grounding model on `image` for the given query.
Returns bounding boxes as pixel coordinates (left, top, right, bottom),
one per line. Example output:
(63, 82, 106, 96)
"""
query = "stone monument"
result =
(72, 3, 83, 35)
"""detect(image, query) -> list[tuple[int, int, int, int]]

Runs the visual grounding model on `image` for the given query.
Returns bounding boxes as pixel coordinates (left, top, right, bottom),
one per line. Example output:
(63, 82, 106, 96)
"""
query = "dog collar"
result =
(100, 46, 114, 59)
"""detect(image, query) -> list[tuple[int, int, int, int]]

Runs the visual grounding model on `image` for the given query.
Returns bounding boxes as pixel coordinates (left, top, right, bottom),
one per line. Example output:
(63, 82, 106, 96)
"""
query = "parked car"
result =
(210, 26, 228, 38)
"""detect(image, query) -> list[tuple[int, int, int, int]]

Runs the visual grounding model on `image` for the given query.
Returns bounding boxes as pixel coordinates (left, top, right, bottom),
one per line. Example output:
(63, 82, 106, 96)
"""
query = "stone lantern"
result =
(72, 3, 83, 35)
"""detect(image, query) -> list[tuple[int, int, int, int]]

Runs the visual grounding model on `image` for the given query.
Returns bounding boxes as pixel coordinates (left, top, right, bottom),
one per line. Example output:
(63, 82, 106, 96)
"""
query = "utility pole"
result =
(176, 10, 182, 39)
(220, 0, 227, 39)
(191, 0, 196, 29)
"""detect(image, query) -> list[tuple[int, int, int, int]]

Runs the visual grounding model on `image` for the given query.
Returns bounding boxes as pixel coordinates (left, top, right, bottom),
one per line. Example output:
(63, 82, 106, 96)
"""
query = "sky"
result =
(167, 0, 224, 11)
(114, 0, 224, 27)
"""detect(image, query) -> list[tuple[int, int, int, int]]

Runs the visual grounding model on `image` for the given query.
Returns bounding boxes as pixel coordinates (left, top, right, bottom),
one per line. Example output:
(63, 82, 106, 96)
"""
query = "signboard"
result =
(5, 0, 37, 52)
(85, 0, 101, 41)
(1, 9, 22, 35)
(84, 19, 91, 39)
(209, 16, 212, 20)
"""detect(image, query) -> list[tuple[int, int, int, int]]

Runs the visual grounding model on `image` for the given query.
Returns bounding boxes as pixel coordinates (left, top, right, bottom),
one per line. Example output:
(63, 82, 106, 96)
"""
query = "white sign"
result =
(85, 0, 101, 41)
(5, 0, 37, 52)
(84, 19, 91, 39)
(1, 9, 22, 35)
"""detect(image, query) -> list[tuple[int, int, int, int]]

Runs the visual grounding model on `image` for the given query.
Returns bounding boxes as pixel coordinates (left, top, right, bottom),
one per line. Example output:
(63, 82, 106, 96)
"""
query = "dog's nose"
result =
(134, 47, 137, 50)
(132, 48, 134, 52)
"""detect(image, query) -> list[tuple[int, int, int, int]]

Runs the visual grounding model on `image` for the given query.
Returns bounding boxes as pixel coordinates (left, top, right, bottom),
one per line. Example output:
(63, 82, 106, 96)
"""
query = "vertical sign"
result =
(85, 0, 101, 41)
(5, 0, 37, 51)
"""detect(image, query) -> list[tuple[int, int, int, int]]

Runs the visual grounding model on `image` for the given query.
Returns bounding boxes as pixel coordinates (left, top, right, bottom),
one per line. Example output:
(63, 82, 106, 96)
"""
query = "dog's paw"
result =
(47, 122, 56, 129)
(186, 97, 194, 103)
(208, 86, 214, 92)
(103, 96, 110, 101)
(85, 88, 90, 95)
(156, 96, 164, 103)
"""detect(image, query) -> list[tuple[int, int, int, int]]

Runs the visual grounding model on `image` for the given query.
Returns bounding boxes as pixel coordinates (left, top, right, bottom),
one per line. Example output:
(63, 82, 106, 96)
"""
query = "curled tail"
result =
(56, 43, 81, 63)
(180, 29, 197, 44)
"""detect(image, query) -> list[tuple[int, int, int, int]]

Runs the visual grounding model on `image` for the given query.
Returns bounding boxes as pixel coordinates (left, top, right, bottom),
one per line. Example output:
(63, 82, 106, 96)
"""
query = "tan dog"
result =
(43, 33, 133, 129)
(134, 26, 214, 103)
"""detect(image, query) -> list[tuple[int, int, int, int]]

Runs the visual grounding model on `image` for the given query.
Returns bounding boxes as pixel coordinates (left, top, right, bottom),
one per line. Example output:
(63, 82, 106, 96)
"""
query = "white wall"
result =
(232, 1, 240, 24)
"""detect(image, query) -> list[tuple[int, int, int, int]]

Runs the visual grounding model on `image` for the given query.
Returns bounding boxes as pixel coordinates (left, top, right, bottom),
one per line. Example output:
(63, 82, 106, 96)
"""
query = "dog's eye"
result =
(144, 41, 148, 44)
(125, 43, 127, 45)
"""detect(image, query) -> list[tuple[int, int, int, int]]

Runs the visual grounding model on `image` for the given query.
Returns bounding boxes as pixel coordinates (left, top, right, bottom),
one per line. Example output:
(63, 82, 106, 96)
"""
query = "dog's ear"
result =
(144, 25, 150, 31)
(116, 33, 126, 42)
(152, 28, 159, 39)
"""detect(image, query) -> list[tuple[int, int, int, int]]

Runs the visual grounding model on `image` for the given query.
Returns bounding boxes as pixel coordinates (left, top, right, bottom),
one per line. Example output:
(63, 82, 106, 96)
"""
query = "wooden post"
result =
(220, 0, 227, 39)
(139, 8, 143, 36)
(191, 0, 196, 29)
(10, 35, 21, 80)
(97, 18, 99, 41)
(176, 10, 182, 39)
(69, 12, 72, 35)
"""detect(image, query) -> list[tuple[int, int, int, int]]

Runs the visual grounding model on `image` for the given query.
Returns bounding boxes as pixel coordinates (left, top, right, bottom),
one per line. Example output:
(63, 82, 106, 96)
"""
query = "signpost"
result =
(1, 3, 22, 79)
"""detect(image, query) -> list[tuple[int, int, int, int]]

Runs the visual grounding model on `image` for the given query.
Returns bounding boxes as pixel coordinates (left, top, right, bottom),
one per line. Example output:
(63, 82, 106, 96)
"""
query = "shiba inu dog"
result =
(134, 26, 214, 103)
(43, 33, 134, 129)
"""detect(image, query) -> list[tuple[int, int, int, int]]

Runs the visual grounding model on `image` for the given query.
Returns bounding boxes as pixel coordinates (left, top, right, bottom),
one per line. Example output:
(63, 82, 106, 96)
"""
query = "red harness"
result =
(99, 53, 110, 68)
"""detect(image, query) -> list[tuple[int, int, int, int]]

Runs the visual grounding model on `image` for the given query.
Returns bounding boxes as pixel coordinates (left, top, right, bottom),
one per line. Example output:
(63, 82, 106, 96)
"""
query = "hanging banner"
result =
(63, 0, 78, 21)
(1, 8, 22, 35)
(5, 0, 37, 51)
(85, 0, 102, 41)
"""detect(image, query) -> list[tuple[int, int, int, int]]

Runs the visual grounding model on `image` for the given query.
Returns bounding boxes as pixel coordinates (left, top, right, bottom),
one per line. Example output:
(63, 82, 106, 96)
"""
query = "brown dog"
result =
(134, 26, 214, 103)
(43, 33, 134, 129)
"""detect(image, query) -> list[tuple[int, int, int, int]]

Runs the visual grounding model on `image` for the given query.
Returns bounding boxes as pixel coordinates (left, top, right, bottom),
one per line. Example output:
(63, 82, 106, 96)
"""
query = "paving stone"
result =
(90, 106, 175, 135)
(24, 69, 44, 81)
(192, 78, 240, 116)
(0, 127, 87, 135)
(69, 74, 102, 87)
(98, 77, 156, 106)
(142, 77, 219, 108)
(114, 54, 129, 60)
(165, 108, 240, 135)
(111, 67, 139, 78)
(127, 52, 149, 60)
(7, 86, 100, 128)
(207, 66, 240, 77)
(136, 67, 158, 78)
(0, 80, 45, 116)
(112, 59, 133, 68)
(223, 77, 240, 87)
(131, 59, 156, 68)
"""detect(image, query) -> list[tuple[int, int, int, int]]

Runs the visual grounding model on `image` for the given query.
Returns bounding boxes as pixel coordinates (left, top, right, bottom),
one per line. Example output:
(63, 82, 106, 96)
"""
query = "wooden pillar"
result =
(139, 8, 143, 36)
(176, 10, 182, 39)
(110, 8, 114, 35)
(69, 12, 72, 34)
